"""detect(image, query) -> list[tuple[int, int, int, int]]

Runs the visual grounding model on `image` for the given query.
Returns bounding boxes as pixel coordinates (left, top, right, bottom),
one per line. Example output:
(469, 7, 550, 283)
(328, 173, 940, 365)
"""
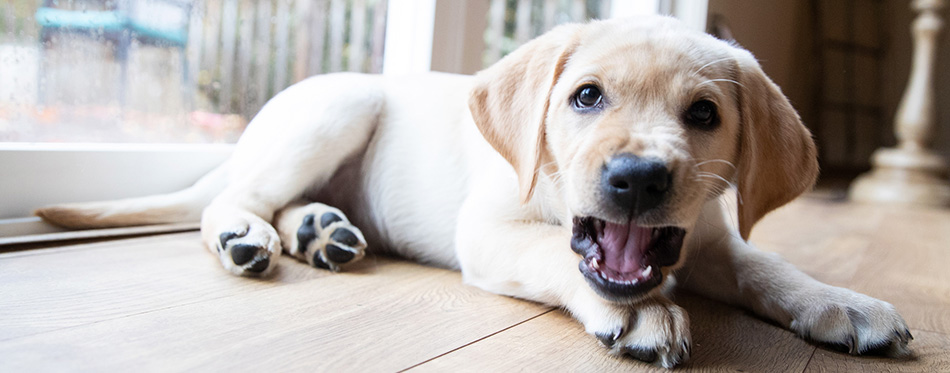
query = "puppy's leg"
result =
(456, 201, 690, 368)
(202, 74, 384, 276)
(274, 202, 367, 270)
(679, 200, 912, 356)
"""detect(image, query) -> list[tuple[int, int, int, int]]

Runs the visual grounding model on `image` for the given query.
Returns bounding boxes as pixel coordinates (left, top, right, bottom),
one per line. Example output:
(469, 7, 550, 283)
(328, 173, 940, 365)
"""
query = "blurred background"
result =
(0, 0, 948, 180)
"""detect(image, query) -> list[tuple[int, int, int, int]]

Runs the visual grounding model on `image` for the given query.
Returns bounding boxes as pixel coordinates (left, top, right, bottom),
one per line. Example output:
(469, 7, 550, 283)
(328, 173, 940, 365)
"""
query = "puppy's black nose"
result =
(601, 154, 671, 215)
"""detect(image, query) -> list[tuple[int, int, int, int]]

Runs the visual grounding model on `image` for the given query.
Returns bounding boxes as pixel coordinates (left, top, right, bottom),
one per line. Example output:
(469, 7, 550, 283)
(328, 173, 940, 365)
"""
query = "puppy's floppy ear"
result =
(733, 49, 819, 240)
(469, 24, 582, 203)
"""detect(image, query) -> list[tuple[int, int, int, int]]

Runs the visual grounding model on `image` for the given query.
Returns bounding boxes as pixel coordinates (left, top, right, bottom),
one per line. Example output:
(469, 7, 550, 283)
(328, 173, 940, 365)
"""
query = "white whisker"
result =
(694, 159, 736, 170)
(695, 172, 733, 186)
(694, 171, 742, 204)
(698, 78, 744, 88)
(691, 57, 733, 77)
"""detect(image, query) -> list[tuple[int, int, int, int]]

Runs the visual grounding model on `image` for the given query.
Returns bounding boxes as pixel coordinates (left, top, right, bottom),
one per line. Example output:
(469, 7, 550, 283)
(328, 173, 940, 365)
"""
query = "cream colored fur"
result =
(36, 16, 911, 368)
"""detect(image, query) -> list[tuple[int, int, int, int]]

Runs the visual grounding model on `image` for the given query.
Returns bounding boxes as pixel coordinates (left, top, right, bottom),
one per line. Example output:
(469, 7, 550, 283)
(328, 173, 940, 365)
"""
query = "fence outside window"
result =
(0, 0, 611, 143)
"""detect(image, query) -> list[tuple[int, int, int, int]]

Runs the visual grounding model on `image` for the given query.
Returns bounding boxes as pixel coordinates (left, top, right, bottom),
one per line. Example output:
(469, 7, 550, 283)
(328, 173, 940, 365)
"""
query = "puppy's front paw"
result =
(288, 206, 367, 271)
(790, 288, 912, 356)
(594, 300, 691, 368)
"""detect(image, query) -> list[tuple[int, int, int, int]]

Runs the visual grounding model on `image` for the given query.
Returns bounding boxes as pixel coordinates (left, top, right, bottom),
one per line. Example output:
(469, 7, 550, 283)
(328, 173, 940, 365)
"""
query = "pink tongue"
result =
(600, 222, 652, 273)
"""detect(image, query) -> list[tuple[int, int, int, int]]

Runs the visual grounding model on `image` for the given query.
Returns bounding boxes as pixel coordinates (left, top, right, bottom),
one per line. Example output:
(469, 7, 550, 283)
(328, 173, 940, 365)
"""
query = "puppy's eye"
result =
(573, 85, 603, 110)
(684, 100, 719, 129)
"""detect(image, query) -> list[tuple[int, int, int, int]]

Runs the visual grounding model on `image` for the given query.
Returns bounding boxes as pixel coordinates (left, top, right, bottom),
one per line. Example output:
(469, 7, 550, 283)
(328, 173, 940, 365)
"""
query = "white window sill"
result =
(0, 142, 231, 243)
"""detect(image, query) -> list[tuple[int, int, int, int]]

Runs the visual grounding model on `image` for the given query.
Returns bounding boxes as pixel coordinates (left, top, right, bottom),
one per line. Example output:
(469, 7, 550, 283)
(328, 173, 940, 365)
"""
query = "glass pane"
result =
(0, 0, 388, 144)
(482, 0, 611, 67)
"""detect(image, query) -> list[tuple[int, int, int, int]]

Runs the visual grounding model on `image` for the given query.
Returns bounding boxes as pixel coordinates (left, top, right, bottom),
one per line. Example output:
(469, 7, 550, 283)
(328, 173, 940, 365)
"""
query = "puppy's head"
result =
(469, 16, 818, 303)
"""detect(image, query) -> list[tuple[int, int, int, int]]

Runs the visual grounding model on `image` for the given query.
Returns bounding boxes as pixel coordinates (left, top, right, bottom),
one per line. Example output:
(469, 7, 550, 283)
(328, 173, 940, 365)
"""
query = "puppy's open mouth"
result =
(571, 217, 686, 301)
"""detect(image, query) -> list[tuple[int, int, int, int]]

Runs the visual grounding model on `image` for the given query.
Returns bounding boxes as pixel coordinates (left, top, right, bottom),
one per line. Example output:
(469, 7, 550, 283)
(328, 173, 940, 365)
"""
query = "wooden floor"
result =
(2, 194, 949, 372)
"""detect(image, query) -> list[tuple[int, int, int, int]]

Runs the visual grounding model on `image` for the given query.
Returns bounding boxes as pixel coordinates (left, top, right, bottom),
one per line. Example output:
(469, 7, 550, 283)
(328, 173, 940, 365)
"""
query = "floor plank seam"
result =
(0, 232, 197, 259)
(397, 307, 557, 372)
(800, 346, 818, 372)
(0, 242, 143, 259)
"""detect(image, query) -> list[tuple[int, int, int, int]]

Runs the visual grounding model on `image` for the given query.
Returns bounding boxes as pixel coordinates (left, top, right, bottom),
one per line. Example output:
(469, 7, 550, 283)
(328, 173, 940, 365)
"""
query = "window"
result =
(1, 0, 388, 144)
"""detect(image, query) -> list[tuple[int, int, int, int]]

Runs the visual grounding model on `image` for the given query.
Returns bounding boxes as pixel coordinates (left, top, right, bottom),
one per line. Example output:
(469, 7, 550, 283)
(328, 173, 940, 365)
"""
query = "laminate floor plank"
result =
(804, 329, 950, 373)
(410, 292, 816, 372)
(0, 247, 549, 372)
(750, 197, 887, 248)
(0, 232, 332, 341)
(848, 236, 950, 335)
(752, 198, 950, 336)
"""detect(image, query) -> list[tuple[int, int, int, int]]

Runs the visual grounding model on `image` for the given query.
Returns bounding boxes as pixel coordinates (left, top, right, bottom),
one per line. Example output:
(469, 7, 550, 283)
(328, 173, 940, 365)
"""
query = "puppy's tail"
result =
(34, 164, 229, 229)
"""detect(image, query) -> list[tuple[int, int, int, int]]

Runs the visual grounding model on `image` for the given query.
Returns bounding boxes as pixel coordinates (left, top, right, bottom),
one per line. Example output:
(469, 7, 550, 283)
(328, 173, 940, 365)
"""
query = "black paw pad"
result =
(330, 228, 359, 246)
(231, 244, 259, 265)
(312, 252, 331, 269)
(320, 212, 343, 228)
(247, 257, 270, 273)
(822, 334, 858, 355)
(596, 333, 616, 348)
(861, 339, 898, 356)
(326, 244, 355, 263)
(595, 328, 623, 348)
(297, 214, 319, 253)
(219, 231, 242, 252)
(623, 346, 658, 363)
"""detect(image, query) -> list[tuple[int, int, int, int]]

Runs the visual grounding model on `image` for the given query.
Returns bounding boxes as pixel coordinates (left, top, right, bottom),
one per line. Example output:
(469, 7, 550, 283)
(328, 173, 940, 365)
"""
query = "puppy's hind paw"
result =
(216, 222, 281, 276)
(289, 207, 367, 271)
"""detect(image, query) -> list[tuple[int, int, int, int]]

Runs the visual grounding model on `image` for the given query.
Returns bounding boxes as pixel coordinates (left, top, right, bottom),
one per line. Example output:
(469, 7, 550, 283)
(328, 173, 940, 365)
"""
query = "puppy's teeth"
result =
(640, 266, 652, 277)
(591, 258, 600, 270)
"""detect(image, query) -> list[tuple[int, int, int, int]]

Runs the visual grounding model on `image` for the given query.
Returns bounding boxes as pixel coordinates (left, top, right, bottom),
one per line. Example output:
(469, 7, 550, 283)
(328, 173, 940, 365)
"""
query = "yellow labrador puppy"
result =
(38, 16, 911, 368)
